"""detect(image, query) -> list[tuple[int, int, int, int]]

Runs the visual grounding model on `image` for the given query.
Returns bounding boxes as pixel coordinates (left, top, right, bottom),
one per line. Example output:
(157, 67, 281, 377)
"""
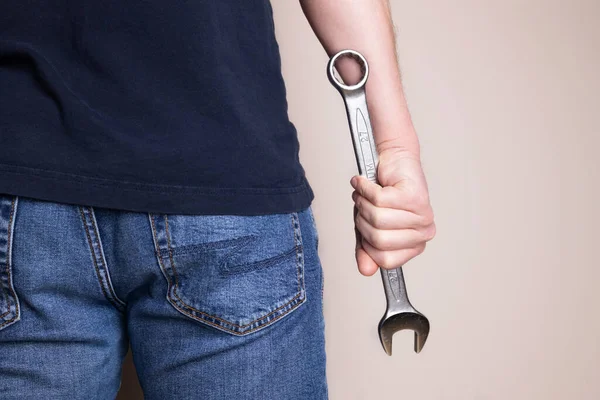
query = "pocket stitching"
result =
(220, 245, 298, 276)
(150, 212, 306, 335)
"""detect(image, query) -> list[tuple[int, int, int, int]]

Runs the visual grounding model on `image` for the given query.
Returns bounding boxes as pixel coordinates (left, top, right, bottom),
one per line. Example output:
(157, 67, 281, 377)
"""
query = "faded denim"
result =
(0, 193, 328, 399)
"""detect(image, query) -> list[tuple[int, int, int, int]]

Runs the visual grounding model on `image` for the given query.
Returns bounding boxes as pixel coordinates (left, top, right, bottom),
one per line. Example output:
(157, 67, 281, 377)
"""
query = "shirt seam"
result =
(0, 162, 310, 195)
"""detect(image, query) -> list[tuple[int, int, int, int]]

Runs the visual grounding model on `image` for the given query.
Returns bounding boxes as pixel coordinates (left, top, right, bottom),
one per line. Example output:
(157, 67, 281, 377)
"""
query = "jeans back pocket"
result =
(148, 211, 307, 336)
(0, 194, 20, 331)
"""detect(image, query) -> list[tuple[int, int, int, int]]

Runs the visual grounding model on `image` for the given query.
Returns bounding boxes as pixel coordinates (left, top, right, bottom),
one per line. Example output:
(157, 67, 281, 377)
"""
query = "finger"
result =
(352, 191, 424, 230)
(361, 239, 426, 270)
(355, 212, 424, 251)
(351, 175, 415, 210)
(355, 246, 379, 276)
(350, 175, 383, 206)
(354, 205, 379, 276)
(353, 204, 361, 248)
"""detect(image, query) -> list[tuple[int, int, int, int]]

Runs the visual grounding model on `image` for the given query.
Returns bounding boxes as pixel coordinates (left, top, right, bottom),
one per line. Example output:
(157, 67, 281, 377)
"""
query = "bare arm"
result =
(299, 0, 436, 276)
(299, 0, 420, 159)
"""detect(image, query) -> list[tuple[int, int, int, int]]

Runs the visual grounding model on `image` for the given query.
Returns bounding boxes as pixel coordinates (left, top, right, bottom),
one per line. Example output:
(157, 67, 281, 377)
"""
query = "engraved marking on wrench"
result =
(387, 269, 401, 302)
(356, 108, 377, 182)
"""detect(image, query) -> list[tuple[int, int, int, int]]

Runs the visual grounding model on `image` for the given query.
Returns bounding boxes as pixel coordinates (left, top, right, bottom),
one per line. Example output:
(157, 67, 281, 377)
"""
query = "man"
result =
(0, 0, 435, 398)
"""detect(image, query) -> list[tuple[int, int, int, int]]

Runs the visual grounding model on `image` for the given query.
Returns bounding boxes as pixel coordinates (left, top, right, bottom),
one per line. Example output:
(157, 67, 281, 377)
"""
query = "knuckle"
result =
(372, 191, 384, 207)
(384, 253, 402, 270)
(371, 230, 387, 249)
(354, 196, 362, 210)
(425, 223, 437, 241)
(369, 210, 382, 229)
(420, 210, 435, 227)
(358, 184, 367, 198)
(377, 252, 394, 270)
(354, 212, 362, 226)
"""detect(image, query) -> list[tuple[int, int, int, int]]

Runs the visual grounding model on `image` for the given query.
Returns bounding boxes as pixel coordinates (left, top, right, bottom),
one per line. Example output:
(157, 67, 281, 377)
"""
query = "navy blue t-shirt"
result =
(0, 1, 314, 215)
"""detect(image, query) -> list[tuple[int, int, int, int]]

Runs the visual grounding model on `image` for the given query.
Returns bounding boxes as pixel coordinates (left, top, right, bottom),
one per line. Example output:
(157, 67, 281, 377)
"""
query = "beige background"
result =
(118, 1, 600, 398)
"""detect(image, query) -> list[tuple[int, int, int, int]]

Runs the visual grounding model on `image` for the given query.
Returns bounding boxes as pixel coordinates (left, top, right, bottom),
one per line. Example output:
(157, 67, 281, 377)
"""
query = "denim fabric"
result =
(0, 193, 327, 399)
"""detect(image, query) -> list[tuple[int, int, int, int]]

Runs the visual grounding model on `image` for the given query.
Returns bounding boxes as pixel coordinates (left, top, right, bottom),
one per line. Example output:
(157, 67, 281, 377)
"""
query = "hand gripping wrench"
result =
(327, 49, 430, 355)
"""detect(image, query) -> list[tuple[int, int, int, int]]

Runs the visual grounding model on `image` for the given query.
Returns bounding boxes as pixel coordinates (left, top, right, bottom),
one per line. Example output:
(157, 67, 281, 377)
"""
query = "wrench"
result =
(327, 49, 430, 355)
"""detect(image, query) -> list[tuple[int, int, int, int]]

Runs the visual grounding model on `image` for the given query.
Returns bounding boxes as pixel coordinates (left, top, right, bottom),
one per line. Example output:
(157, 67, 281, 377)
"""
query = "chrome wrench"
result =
(327, 49, 430, 355)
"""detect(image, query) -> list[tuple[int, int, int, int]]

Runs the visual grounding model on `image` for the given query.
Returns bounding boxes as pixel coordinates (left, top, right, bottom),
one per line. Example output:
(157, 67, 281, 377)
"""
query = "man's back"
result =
(0, 0, 313, 215)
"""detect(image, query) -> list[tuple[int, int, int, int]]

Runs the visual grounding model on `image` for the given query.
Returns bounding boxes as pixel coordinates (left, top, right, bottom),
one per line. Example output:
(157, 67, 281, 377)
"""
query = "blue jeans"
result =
(0, 193, 328, 399)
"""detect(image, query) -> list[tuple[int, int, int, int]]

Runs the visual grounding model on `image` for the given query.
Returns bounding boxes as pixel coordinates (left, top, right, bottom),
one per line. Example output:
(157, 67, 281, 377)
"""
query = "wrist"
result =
(377, 136, 421, 161)
(371, 111, 421, 159)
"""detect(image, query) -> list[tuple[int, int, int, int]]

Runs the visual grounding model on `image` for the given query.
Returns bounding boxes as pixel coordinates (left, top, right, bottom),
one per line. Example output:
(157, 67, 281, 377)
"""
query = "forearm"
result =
(299, 0, 420, 158)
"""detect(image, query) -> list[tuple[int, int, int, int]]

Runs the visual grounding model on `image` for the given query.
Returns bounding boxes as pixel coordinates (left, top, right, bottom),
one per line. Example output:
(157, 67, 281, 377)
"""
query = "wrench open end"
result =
(378, 265, 430, 356)
(378, 310, 430, 356)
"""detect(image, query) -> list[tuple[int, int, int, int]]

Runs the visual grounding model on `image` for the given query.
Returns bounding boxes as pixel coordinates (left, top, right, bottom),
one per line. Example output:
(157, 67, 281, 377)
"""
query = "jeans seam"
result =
(309, 207, 323, 299)
(292, 212, 304, 295)
(88, 206, 127, 308)
(0, 197, 14, 319)
(308, 206, 319, 249)
(149, 212, 306, 334)
(0, 196, 20, 327)
(78, 206, 126, 312)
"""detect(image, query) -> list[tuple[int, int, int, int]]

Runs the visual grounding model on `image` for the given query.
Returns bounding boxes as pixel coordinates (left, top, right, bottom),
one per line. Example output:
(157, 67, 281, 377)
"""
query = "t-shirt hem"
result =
(0, 164, 315, 216)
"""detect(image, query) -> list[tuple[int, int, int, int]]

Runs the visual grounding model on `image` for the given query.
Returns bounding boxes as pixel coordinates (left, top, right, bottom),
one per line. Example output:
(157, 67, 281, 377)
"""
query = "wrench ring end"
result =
(327, 49, 369, 92)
